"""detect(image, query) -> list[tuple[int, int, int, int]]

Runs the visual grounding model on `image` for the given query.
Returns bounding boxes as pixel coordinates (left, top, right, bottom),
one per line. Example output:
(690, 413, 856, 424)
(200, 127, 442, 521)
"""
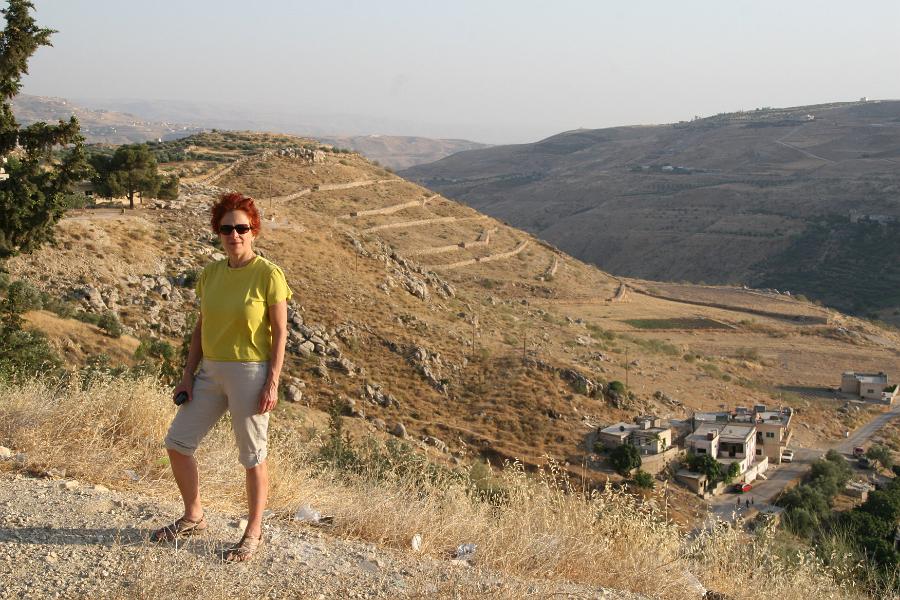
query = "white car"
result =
(781, 449, 794, 463)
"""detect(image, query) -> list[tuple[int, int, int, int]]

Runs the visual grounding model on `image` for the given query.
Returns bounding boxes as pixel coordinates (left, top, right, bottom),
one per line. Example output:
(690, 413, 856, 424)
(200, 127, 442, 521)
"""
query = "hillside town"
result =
(598, 369, 895, 504)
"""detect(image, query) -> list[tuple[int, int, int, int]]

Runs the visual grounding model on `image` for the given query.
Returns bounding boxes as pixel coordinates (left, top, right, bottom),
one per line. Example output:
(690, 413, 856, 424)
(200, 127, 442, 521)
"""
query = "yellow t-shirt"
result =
(197, 256, 293, 361)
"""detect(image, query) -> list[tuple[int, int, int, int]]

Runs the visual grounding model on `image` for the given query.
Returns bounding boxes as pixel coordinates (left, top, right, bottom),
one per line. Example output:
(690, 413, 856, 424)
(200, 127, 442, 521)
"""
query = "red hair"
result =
(210, 192, 261, 235)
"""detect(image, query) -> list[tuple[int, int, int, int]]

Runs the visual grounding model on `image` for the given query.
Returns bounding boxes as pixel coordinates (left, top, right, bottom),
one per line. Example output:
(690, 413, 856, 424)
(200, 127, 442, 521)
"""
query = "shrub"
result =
(867, 445, 894, 470)
(724, 461, 740, 484)
(608, 380, 626, 395)
(181, 268, 200, 289)
(0, 324, 62, 380)
(592, 440, 605, 454)
(2, 279, 43, 319)
(134, 337, 178, 385)
(41, 293, 76, 318)
(633, 470, 654, 489)
(96, 311, 123, 338)
(609, 443, 641, 476)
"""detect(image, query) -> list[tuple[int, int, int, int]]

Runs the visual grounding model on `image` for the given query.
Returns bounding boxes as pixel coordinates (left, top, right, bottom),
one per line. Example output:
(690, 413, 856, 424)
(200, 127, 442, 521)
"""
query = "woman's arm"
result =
(258, 300, 288, 414)
(173, 315, 203, 401)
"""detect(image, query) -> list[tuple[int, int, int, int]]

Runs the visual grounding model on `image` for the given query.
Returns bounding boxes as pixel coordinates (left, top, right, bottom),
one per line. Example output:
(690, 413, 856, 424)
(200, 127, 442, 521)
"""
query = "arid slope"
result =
(9, 132, 900, 485)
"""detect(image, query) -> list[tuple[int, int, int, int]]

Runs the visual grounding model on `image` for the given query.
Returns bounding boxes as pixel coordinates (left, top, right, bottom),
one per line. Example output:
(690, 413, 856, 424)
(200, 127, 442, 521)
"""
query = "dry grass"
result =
(0, 376, 872, 599)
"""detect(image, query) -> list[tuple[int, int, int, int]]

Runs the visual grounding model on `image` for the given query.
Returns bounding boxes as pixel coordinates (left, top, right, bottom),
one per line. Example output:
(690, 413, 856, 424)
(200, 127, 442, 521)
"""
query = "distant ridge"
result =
(11, 94, 202, 144)
(402, 99, 900, 323)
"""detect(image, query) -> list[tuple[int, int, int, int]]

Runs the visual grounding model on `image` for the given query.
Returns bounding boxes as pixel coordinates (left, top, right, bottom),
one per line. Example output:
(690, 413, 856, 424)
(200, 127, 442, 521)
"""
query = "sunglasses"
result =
(219, 224, 252, 235)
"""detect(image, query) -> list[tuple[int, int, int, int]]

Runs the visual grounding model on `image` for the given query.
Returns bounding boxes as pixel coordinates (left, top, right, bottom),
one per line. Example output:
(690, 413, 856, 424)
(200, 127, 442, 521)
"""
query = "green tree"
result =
(157, 172, 180, 200)
(0, 0, 90, 259)
(866, 445, 893, 471)
(0, 278, 60, 380)
(686, 453, 723, 483)
(609, 443, 641, 476)
(92, 144, 177, 209)
(723, 461, 740, 484)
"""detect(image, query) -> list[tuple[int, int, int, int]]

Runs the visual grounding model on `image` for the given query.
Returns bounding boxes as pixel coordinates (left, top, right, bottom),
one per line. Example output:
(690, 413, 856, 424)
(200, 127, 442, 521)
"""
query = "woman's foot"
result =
(149, 514, 208, 543)
(222, 533, 263, 562)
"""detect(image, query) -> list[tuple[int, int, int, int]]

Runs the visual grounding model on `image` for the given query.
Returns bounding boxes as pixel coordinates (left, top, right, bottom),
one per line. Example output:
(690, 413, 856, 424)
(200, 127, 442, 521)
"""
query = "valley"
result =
(402, 100, 900, 324)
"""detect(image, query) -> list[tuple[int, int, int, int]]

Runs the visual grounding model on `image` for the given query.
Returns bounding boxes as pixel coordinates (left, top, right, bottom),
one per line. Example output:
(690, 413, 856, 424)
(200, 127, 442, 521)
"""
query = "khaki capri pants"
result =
(164, 359, 269, 468)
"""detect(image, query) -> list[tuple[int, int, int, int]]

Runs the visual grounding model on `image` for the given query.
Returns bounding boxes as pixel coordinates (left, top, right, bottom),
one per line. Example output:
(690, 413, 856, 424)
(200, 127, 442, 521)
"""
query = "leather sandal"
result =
(150, 514, 208, 543)
(222, 533, 263, 562)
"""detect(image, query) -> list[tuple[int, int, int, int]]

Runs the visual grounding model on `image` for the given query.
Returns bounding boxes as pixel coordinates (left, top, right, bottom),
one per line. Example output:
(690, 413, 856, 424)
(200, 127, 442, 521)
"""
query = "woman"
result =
(151, 192, 291, 562)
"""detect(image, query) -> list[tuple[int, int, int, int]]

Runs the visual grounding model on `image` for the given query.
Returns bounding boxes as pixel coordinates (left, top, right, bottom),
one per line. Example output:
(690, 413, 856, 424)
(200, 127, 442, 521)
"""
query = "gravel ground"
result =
(0, 471, 646, 599)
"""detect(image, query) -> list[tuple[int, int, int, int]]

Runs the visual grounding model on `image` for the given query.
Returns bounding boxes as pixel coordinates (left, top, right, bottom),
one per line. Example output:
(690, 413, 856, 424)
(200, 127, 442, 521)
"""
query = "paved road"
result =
(834, 404, 900, 454)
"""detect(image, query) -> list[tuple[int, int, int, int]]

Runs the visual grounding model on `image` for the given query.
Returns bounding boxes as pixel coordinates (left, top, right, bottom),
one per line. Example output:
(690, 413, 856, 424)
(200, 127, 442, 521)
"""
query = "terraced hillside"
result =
(402, 100, 900, 323)
(8, 132, 900, 494)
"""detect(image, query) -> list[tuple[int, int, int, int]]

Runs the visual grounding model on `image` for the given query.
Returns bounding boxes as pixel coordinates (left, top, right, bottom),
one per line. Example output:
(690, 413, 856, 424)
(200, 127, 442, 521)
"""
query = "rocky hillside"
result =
(401, 100, 900, 323)
(8, 132, 900, 493)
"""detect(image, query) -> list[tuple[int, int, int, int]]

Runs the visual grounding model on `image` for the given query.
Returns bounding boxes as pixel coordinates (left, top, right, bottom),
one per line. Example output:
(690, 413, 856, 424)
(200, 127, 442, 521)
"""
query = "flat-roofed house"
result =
(685, 424, 720, 458)
(632, 417, 672, 455)
(685, 421, 768, 485)
(753, 408, 793, 464)
(597, 416, 673, 456)
(842, 371, 891, 403)
(597, 422, 638, 449)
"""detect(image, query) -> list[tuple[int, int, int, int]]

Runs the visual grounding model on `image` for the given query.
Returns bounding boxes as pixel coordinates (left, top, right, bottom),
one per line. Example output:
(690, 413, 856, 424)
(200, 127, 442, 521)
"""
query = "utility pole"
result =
(625, 345, 629, 388)
(522, 329, 527, 363)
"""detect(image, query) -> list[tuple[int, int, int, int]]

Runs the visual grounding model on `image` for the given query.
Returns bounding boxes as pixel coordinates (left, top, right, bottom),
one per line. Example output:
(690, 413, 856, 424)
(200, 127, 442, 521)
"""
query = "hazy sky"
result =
(21, 0, 900, 144)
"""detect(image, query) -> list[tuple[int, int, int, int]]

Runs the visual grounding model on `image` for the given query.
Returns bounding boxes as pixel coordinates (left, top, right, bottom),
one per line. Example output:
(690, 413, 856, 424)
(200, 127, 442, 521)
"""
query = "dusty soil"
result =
(0, 469, 642, 600)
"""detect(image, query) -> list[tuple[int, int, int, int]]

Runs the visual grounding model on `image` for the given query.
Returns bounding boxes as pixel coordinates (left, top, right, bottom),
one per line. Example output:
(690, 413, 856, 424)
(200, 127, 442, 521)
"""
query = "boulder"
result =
(389, 422, 407, 439)
(284, 385, 303, 403)
(423, 436, 449, 453)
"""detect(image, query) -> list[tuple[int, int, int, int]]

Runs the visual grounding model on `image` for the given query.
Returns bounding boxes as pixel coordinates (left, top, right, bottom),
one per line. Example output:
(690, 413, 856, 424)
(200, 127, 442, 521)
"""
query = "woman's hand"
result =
(258, 381, 278, 414)
(173, 374, 194, 404)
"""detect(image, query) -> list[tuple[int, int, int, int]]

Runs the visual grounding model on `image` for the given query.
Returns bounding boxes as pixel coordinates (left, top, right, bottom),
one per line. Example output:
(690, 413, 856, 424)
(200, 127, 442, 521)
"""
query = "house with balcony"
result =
(694, 405, 793, 464)
(683, 420, 768, 486)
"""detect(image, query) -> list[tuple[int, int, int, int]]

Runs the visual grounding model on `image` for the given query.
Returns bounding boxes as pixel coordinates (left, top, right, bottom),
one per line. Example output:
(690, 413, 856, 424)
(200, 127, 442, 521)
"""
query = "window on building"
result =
(697, 448, 706, 454)
(766, 432, 775, 438)
(756, 449, 762, 455)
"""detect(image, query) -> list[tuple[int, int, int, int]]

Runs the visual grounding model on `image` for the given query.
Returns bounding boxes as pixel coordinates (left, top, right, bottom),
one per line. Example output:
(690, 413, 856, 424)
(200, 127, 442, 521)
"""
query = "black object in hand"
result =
(174, 391, 189, 406)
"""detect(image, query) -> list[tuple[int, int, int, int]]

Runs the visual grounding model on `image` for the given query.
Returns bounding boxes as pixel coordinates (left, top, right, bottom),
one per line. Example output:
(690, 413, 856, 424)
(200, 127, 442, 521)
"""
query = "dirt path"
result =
(340, 194, 438, 219)
(435, 241, 529, 270)
(363, 215, 485, 233)
(263, 179, 395, 204)
(185, 159, 243, 186)
(0, 471, 640, 599)
(775, 126, 834, 163)
(410, 228, 495, 257)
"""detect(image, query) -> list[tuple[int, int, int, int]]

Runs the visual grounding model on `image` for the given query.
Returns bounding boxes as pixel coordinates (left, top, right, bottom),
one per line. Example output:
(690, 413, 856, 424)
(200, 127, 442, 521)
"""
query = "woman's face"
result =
(218, 209, 255, 256)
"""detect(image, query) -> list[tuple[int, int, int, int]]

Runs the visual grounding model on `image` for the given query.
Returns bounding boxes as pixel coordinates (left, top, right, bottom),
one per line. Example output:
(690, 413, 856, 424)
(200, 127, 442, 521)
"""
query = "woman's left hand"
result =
(258, 381, 278, 414)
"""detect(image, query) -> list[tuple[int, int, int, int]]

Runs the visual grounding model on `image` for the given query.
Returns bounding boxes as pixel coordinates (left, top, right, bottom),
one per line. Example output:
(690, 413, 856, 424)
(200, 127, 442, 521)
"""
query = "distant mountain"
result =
(67, 97, 488, 169)
(317, 135, 489, 170)
(403, 100, 900, 321)
(11, 94, 202, 144)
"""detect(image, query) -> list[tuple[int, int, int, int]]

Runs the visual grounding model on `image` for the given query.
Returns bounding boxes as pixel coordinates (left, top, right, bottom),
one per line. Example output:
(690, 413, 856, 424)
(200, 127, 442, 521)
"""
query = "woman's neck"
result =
(227, 251, 256, 269)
